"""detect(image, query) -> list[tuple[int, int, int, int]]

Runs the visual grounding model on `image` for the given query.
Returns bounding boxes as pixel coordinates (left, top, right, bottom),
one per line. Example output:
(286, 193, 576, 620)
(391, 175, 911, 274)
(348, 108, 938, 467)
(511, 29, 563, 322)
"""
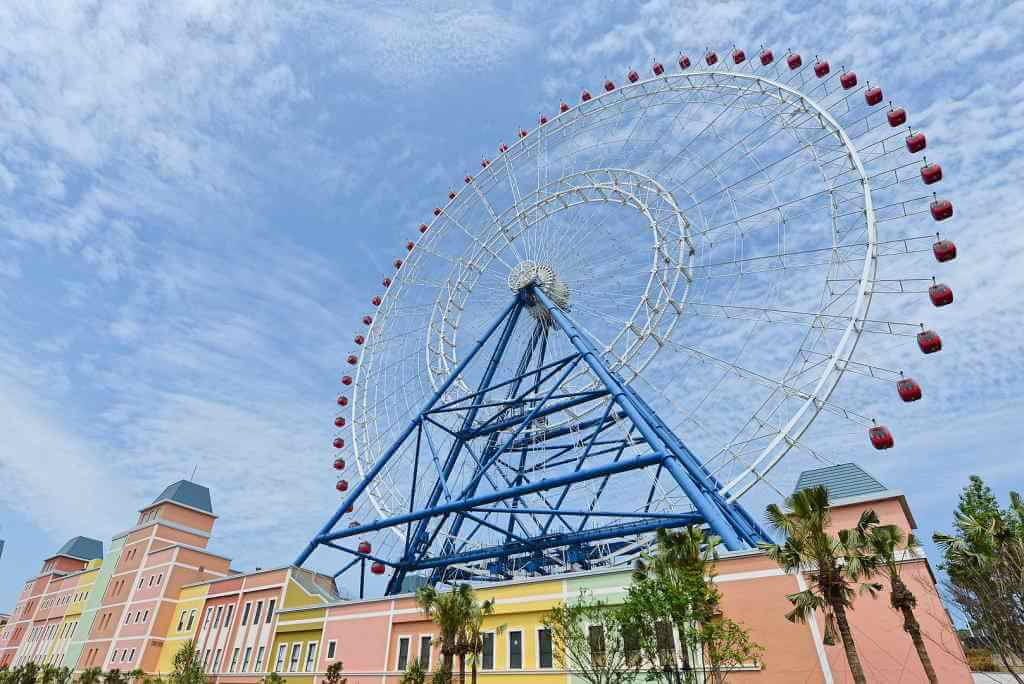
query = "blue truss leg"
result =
(295, 298, 522, 569)
(529, 285, 750, 551)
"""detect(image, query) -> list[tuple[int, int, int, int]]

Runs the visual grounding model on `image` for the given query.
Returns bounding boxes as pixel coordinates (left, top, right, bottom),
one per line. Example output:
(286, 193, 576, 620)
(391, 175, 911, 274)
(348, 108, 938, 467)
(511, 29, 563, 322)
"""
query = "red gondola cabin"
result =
(705, 51, 718, 66)
(581, 90, 592, 102)
(931, 198, 953, 221)
(336, 395, 348, 407)
(917, 329, 942, 354)
(347, 354, 358, 365)
(906, 132, 926, 153)
(628, 70, 639, 83)
(354, 335, 364, 345)
(869, 425, 894, 449)
(732, 49, 746, 64)
(678, 55, 690, 69)
(897, 378, 922, 402)
(787, 53, 802, 69)
(393, 259, 403, 269)
(357, 541, 371, 554)
(371, 562, 386, 575)
(929, 282, 954, 307)
(342, 374, 353, 385)
(560, 102, 570, 113)
(653, 62, 665, 75)
(760, 49, 774, 65)
(539, 114, 548, 124)
(814, 60, 830, 77)
(933, 239, 957, 262)
(865, 86, 883, 106)
(336, 480, 349, 492)
(334, 458, 346, 470)
(372, 296, 381, 306)
(921, 163, 942, 185)
(604, 80, 615, 92)
(419, 224, 429, 233)
(888, 108, 907, 127)
(840, 71, 857, 89)
(335, 416, 346, 427)
(383, 277, 392, 287)
(333, 438, 345, 449)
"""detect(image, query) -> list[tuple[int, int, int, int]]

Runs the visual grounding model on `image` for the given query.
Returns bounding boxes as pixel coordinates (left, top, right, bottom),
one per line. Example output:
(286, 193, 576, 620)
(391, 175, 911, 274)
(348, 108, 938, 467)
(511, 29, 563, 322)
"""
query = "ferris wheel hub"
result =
(507, 260, 571, 322)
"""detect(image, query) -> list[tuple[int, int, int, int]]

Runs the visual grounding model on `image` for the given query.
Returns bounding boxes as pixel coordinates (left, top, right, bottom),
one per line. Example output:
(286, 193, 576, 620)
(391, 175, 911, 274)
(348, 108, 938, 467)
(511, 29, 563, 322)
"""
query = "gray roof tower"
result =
(794, 463, 887, 501)
(150, 480, 214, 514)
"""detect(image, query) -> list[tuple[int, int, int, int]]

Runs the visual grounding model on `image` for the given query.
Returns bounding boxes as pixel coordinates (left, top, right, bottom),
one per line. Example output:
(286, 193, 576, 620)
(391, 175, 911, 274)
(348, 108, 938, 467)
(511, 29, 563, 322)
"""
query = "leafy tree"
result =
(854, 523, 938, 682)
(324, 662, 346, 684)
(934, 481, 1024, 682)
(544, 591, 642, 684)
(399, 660, 425, 684)
(126, 670, 143, 684)
(78, 667, 103, 684)
(258, 673, 284, 684)
(103, 670, 125, 684)
(454, 592, 496, 684)
(762, 486, 879, 684)
(416, 585, 474, 684)
(15, 662, 39, 684)
(621, 526, 762, 684)
(167, 640, 205, 684)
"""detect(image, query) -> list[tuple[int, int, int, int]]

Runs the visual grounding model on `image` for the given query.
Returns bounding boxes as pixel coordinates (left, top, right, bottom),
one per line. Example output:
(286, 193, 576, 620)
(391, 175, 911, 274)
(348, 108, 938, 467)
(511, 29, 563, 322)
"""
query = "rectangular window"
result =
(214, 606, 223, 628)
(589, 625, 607, 667)
(177, 611, 187, 631)
(396, 637, 409, 670)
(143, 610, 149, 623)
(242, 646, 252, 672)
(203, 650, 211, 668)
(148, 575, 154, 587)
(538, 628, 553, 669)
(224, 605, 234, 626)
(508, 631, 523, 670)
(129, 649, 136, 662)
(186, 609, 196, 630)
(305, 642, 317, 672)
(253, 600, 263, 625)
(157, 573, 163, 585)
(623, 626, 641, 666)
(275, 644, 287, 672)
(255, 646, 266, 672)
(265, 599, 276, 624)
(419, 635, 432, 671)
(654, 621, 675, 666)
(213, 649, 223, 673)
(135, 611, 141, 624)
(204, 607, 213, 627)
(241, 602, 252, 625)
(327, 641, 336, 660)
(124, 612, 131, 625)
(138, 578, 144, 589)
(289, 644, 302, 672)
(229, 648, 240, 673)
(481, 633, 494, 670)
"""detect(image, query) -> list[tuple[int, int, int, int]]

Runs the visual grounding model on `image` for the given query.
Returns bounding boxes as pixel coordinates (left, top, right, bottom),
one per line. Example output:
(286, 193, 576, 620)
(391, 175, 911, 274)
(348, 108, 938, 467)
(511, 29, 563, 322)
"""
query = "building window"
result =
(538, 628, 553, 669)
(305, 642, 317, 673)
(213, 649, 223, 673)
(224, 605, 234, 626)
(214, 606, 223, 628)
(654, 621, 674, 666)
(229, 648, 240, 673)
(289, 644, 301, 672)
(326, 641, 337, 660)
(265, 599, 276, 624)
(242, 646, 252, 672)
(129, 649, 136, 662)
(275, 644, 287, 672)
(253, 600, 263, 625)
(419, 636, 432, 671)
(135, 611, 142, 624)
(481, 633, 494, 670)
(148, 575, 154, 587)
(203, 650, 211, 668)
(396, 637, 409, 671)
(186, 609, 196, 631)
(241, 602, 252, 626)
(177, 612, 187, 631)
(508, 631, 523, 670)
(124, 612, 131, 626)
(255, 646, 266, 672)
(204, 608, 213, 628)
(156, 573, 163, 585)
(137, 578, 144, 590)
(142, 610, 149, 623)
(589, 625, 607, 667)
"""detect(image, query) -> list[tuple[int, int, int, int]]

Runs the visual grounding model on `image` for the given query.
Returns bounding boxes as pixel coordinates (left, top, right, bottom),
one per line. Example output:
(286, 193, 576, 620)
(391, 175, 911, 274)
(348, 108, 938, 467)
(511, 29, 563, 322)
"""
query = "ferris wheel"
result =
(297, 46, 957, 593)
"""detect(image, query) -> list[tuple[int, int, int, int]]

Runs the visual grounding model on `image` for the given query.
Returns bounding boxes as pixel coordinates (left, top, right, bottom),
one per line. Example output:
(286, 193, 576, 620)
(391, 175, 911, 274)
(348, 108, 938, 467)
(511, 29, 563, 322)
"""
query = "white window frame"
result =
(395, 636, 410, 671)
(265, 598, 276, 624)
(214, 606, 223, 628)
(418, 634, 432, 671)
(243, 646, 252, 672)
(326, 640, 337, 661)
(480, 631, 495, 671)
(213, 648, 223, 672)
(229, 647, 240, 673)
(507, 628, 524, 670)
(275, 644, 287, 672)
(255, 645, 266, 672)
(305, 641, 318, 673)
(253, 600, 264, 625)
(536, 627, 553, 669)
(241, 602, 252, 626)
(289, 643, 302, 672)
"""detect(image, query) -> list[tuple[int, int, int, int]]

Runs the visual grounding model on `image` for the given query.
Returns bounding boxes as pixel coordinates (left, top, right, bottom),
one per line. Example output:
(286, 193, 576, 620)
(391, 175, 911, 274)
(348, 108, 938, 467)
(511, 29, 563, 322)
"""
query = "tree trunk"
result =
(458, 653, 465, 684)
(899, 605, 937, 683)
(832, 602, 866, 684)
(470, 658, 477, 684)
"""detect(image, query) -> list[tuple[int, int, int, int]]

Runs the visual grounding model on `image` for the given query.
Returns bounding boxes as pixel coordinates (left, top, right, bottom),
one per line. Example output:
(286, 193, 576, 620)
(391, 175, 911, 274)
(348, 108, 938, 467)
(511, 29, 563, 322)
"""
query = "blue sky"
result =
(1, 0, 1023, 609)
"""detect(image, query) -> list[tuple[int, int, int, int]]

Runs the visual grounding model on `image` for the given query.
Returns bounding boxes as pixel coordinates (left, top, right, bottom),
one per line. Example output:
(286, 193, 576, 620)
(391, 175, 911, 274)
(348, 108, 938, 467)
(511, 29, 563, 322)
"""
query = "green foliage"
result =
(78, 667, 103, 684)
(417, 583, 494, 684)
(934, 478, 1024, 675)
(761, 486, 877, 684)
(620, 526, 762, 684)
(14, 662, 39, 684)
(168, 640, 206, 684)
(543, 590, 642, 684)
(258, 673, 284, 684)
(324, 662, 346, 684)
(399, 660, 425, 684)
(103, 670, 125, 684)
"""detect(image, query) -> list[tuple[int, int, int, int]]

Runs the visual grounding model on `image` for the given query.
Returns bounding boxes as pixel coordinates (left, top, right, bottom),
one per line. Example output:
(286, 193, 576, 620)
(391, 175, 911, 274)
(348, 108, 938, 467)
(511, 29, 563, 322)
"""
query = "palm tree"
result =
(416, 585, 473, 684)
(79, 667, 103, 684)
(456, 592, 496, 684)
(761, 486, 880, 684)
(859, 524, 938, 683)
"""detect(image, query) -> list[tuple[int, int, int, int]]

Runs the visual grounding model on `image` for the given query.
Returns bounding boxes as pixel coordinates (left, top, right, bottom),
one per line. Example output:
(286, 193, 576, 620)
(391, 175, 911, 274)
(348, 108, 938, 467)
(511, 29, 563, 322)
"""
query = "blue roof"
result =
(151, 480, 214, 514)
(54, 536, 103, 561)
(794, 463, 887, 501)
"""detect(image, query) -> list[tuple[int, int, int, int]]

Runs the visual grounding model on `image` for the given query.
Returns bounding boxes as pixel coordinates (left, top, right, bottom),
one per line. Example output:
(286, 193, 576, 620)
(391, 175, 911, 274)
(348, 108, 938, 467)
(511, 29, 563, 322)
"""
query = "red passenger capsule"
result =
(393, 259, 403, 269)
(480, 159, 490, 168)
(336, 395, 348, 407)
(336, 479, 349, 492)
(705, 51, 718, 66)
(839, 71, 857, 89)
(560, 102, 570, 113)
(539, 114, 548, 124)
(732, 48, 746, 64)
(760, 49, 774, 65)
(604, 80, 615, 92)
(433, 207, 442, 215)
(372, 296, 381, 306)
(581, 90, 592, 102)
(869, 425, 895, 449)
(906, 132, 926, 153)
(448, 191, 455, 200)
(921, 163, 942, 185)
(787, 53, 802, 69)
(371, 562, 386, 575)
(627, 69, 639, 83)
(518, 129, 528, 138)
(333, 437, 345, 449)
(678, 55, 691, 69)
(334, 416, 346, 428)
(864, 86, 883, 106)
(347, 354, 358, 365)
(888, 107, 907, 127)
(464, 175, 473, 183)
(652, 62, 665, 75)
(917, 329, 942, 354)
(896, 378, 922, 402)
(929, 282, 954, 307)
(499, 144, 508, 153)
(333, 457, 346, 470)
(406, 241, 415, 251)
(419, 223, 429, 233)
(383, 277, 392, 287)
(930, 198, 953, 221)
(362, 315, 373, 325)
(933, 239, 957, 262)
(357, 541, 371, 554)
(342, 375, 353, 385)
(346, 504, 354, 513)
(814, 60, 830, 77)
(354, 334, 364, 345)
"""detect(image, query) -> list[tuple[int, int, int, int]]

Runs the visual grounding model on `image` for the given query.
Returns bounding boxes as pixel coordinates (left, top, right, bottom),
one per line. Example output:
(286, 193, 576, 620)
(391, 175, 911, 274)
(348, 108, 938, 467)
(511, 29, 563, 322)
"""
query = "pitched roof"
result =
(150, 480, 214, 514)
(794, 463, 887, 501)
(53, 536, 103, 562)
